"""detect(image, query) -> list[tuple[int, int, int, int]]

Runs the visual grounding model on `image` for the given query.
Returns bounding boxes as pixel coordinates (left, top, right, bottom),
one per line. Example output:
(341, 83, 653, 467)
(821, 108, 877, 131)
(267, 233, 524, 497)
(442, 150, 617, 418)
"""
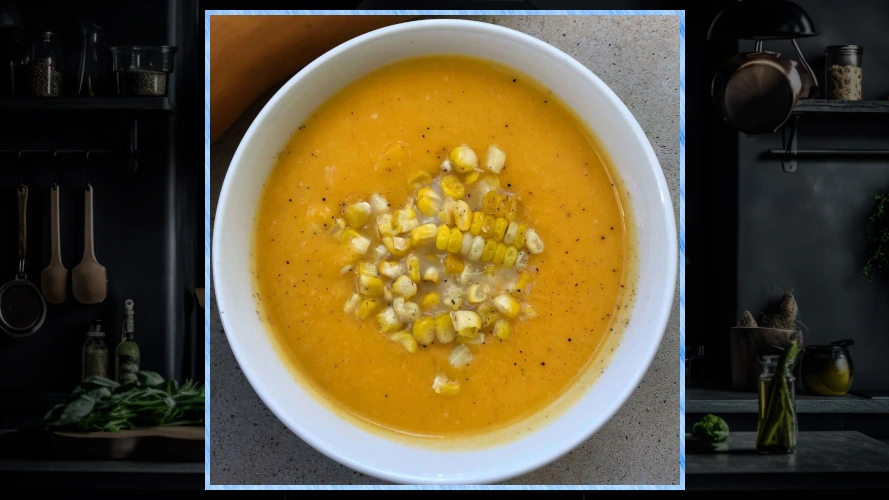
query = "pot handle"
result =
(791, 39, 819, 98)
(17, 184, 27, 278)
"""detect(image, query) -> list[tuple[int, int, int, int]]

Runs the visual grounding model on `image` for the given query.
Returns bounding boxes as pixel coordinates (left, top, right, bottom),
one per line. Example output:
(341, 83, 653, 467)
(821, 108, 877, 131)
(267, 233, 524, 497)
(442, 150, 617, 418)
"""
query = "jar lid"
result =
(825, 45, 863, 54)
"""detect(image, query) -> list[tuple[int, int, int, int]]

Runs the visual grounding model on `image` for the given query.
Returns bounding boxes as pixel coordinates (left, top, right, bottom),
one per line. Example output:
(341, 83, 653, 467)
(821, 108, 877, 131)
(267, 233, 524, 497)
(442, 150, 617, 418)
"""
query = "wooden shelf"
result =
(793, 99, 889, 114)
(0, 96, 174, 113)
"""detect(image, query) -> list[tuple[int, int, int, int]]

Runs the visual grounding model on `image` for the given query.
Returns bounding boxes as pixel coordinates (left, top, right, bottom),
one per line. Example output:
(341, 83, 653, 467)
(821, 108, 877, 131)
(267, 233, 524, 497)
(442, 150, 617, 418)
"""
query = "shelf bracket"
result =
(127, 116, 139, 173)
(781, 115, 799, 173)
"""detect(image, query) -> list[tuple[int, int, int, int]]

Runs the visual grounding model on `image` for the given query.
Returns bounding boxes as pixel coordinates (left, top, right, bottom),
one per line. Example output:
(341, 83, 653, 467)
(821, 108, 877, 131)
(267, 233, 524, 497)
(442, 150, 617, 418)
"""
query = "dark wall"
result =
(736, 0, 889, 390)
(0, 0, 201, 409)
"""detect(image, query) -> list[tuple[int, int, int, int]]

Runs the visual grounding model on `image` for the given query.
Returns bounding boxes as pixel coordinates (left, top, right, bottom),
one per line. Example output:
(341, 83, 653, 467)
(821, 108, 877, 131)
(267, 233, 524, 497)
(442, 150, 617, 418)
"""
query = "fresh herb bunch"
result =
(864, 193, 889, 281)
(44, 371, 204, 432)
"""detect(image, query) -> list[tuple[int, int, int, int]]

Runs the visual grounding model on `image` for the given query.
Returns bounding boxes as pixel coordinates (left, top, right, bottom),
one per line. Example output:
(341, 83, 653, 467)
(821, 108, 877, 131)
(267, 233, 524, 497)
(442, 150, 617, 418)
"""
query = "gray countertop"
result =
(210, 15, 680, 485)
(687, 431, 889, 490)
(687, 387, 889, 414)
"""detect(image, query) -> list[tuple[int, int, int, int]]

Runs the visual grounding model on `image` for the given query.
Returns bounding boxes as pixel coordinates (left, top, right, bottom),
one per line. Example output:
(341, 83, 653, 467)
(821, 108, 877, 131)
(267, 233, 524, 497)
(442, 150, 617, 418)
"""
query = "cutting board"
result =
(50, 426, 203, 461)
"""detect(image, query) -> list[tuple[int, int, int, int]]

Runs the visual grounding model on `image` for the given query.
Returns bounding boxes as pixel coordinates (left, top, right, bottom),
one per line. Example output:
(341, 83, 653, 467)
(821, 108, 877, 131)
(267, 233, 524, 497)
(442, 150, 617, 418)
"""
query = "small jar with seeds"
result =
(111, 45, 177, 96)
(12, 32, 64, 97)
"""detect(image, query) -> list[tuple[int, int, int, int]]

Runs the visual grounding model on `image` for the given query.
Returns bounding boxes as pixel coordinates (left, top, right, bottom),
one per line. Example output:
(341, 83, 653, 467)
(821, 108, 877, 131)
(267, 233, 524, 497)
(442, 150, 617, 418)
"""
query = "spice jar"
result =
(825, 45, 863, 100)
(800, 339, 854, 396)
(756, 353, 798, 454)
(111, 45, 177, 96)
(12, 32, 63, 97)
(82, 320, 109, 381)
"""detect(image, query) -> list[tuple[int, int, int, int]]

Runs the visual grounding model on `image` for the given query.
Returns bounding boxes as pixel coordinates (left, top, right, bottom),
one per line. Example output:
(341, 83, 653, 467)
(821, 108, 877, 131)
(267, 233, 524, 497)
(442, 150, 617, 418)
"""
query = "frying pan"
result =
(0, 185, 47, 338)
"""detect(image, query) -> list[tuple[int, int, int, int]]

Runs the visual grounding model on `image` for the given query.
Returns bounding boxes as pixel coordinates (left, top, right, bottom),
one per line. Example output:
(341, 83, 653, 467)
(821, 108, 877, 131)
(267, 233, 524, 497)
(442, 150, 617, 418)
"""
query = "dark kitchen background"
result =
(0, 0, 202, 431)
(687, 0, 889, 442)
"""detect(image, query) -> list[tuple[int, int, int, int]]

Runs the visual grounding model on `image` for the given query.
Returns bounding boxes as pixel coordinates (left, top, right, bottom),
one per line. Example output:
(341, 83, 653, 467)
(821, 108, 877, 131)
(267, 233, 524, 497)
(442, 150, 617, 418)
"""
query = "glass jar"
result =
(82, 320, 109, 381)
(12, 32, 63, 97)
(800, 339, 854, 396)
(111, 45, 177, 96)
(756, 354, 797, 454)
(825, 45, 863, 100)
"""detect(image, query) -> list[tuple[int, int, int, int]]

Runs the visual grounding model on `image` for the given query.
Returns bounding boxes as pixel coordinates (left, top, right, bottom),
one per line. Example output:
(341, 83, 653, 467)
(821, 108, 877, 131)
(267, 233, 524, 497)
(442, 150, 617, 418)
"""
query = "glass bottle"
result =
(12, 32, 63, 97)
(756, 354, 798, 453)
(82, 320, 109, 381)
(115, 299, 140, 384)
(824, 45, 863, 100)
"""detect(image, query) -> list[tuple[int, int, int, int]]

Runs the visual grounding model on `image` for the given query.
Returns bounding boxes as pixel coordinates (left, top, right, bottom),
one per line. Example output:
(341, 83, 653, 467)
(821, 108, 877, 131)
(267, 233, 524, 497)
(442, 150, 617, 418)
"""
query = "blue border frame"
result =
(205, 9, 685, 489)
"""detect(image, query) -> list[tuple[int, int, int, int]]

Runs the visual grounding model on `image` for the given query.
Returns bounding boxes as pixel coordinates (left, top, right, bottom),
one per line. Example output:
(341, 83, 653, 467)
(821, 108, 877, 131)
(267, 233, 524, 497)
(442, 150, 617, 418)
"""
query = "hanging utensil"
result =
(41, 183, 67, 303)
(72, 184, 107, 304)
(0, 185, 48, 338)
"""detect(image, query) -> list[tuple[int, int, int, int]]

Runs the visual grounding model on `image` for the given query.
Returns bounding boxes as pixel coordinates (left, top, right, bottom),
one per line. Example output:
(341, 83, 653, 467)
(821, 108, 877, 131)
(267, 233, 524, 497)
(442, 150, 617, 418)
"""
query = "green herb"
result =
(863, 193, 889, 281)
(691, 414, 729, 442)
(43, 371, 204, 432)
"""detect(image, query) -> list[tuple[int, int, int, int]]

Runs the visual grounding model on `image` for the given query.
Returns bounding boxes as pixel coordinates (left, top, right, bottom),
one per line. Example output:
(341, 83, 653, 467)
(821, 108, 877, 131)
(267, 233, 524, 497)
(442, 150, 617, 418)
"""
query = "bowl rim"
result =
(213, 18, 677, 484)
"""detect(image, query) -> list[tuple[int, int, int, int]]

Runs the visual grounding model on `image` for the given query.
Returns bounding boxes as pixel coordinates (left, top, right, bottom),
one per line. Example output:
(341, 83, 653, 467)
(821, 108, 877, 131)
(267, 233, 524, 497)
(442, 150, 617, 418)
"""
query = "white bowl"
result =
(213, 19, 676, 485)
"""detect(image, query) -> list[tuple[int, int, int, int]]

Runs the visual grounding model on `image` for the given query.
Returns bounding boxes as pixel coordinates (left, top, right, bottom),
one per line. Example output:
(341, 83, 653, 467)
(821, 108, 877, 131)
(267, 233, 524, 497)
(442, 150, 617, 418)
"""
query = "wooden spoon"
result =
(41, 184, 67, 304)
(72, 184, 107, 304)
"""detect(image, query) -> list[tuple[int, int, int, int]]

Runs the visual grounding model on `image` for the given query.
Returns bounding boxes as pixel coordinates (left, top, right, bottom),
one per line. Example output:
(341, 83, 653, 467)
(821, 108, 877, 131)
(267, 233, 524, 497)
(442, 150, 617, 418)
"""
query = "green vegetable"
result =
(43, 371, 204, 432)
(691, 414, 729, 442)
(863, 193, 889, 281)
(756, 341, 799, 452)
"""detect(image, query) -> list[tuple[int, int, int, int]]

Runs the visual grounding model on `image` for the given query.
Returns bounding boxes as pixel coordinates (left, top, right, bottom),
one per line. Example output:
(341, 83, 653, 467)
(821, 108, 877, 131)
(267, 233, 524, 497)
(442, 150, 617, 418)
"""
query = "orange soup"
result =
(252, 55, 629, 438)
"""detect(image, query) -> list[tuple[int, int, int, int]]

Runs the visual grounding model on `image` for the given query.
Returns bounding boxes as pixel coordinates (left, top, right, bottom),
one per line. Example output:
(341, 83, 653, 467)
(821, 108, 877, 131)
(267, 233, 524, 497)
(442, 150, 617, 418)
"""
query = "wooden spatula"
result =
(72, 185, 107, 304)
(41, 184, 67, 304)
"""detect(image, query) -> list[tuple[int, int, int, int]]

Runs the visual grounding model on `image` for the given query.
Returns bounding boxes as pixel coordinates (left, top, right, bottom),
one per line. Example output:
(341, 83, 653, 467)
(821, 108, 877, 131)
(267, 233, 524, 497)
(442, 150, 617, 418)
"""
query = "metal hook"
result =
(52, 149, 59, 187)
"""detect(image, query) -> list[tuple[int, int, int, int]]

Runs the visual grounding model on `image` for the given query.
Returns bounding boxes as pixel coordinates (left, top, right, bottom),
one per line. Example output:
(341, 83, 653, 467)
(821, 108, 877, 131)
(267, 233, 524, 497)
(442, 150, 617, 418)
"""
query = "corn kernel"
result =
(383, 284, 393, 302)
(486, 145, 506, 173)
(339, 229, 371, 255)
(444, 254, 465, 274)
(440, 175, 465, 198)
(503, 221, 519, 245)
(482, 191, 501, 215)
(493, 218, 509, 241)
(450, 310, 482, 337)
(504, 196, 518, 221)
(369, 193, 389, 214)
(378, 261, 403, 279)
(421, 292, 440, 309)
(493, 294, 521, 319)
(476, 175, 501, 196)
(435, 224, 451, 251)
(492, 319, 512, 339)
(464, 170, 480, 185)
(416, 187, 441, 216)
(513, 224, 527, 249)
(393, 206, 419, 234)
(356, 298, 383, 319)
(423, 267, 440, 284)
(447, 228, 463, 253)
(343, 294, 361, 315)
(457, 333, 485, 345)
(466, 283, 489, 304)
(477, 304, 500, 328)
(525, 229, 544, 254)
(432, 374, 460, 396)
(358, 262, 379, 277)
(406, 254, 421, 282)
(434, 313, 456, 343)
(483, 265, 497, 276)
(358, 274, 385, 297)
(412, 316, 436, 345)
(470, 212, 485, 235)
(440, 159, 452, 173)
(382, 235, 411, 257)
(411, 223, 438, 247)
(512, 272, 532, 293)
(503, 246, 519, 267)
(408, 171, 432, 191)
(393, 297, 420, 323)
(390, 331, 418, 353)
(392, 275, 417, 298)
(438, 197, 457, 225)
(376, 214, 394, 237)
(492, 243, 507, 264)
(515, 250, 530, 269)
(468, 236, 485, 261)
(481, 239, 497, 262)
(520, 303, 538, 321)
(448, 145, 478, 173)
(457, 263, 474, 285)
(443, 286, 463, 310)
(460, 232, 474, 256)
(449, 344, 473, 368)
(335, 218, 347, 231)
(481, 215, 496, 238)
(453, 200, 472, 231)
(370, 244, 388, 262)
(344, 202, 372, 228)
(377, 307, 403, 333)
